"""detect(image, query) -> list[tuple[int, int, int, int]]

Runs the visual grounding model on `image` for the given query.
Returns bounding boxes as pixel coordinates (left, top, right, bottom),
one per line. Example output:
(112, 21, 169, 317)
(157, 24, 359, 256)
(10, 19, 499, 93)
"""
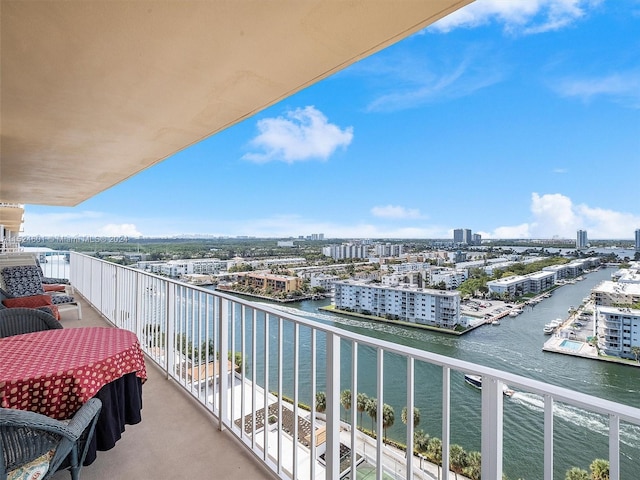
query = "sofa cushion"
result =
(1, 265, 45, 297)
(43, 284, 66, 292)
(7, 450, 54, 480)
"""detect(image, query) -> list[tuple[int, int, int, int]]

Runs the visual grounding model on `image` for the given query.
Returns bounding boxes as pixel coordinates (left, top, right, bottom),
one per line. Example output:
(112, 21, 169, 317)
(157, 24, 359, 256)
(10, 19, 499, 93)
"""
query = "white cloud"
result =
(484, 192, 640, 239)
(22, 210, 143, 238)
(552, 70, 640, 109)
(98, 224, 143, 237)
(431, 0, 600, 35)
(370, 205, 423, 219)
(242, 106, 353, 163)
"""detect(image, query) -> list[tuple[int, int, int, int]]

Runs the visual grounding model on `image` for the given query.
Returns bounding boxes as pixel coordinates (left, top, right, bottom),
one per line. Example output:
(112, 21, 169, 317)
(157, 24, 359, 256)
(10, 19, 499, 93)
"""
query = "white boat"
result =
(464, 374, 482, 389)
(543, 318, 562, 334)
(464, 374, 514, 397)
(491, 319, 501, 325)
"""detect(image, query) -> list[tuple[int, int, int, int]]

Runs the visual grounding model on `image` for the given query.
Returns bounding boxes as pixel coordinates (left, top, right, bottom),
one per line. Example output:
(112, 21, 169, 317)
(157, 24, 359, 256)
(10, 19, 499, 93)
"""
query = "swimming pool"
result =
(559, 339, 583, 352)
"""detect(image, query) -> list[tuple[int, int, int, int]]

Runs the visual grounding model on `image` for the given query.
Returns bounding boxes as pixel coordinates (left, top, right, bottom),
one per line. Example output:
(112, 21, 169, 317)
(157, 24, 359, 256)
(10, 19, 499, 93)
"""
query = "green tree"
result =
(340, 389, 352, 421)
(365, 397, 377, 432)
(382, 403, 395, 440)
(426, 437, 443, 478)
(315, 392, 326, 414)
(450, 444, 468, 478)
(356, 393, 369, 426)
(589, 459, 609, 480)
(401, 406, 421, 430)
(414, 429, 430, 454)
(463, 451, 482, 480)
(565, 467, 589, 480)
(631, 346, 640, 362)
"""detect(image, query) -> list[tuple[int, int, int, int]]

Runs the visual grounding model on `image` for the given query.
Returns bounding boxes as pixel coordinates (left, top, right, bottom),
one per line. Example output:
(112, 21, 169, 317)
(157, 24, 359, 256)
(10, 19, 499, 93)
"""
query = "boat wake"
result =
(509, 391, 640, 449)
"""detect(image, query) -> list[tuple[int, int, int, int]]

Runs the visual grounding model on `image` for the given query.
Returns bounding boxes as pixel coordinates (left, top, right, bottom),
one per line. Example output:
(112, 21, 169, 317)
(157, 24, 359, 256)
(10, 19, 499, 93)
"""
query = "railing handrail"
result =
(69, 252, 640, 480)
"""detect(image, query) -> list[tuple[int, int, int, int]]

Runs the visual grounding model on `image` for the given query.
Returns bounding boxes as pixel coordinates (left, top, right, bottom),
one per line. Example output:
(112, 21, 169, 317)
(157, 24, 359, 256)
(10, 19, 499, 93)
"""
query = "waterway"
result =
(247, 266, 640, 479)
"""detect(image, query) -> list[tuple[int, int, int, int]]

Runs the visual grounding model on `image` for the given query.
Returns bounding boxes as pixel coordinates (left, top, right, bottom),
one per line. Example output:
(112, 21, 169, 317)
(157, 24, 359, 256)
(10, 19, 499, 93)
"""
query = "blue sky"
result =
(24, 0, 640, 240)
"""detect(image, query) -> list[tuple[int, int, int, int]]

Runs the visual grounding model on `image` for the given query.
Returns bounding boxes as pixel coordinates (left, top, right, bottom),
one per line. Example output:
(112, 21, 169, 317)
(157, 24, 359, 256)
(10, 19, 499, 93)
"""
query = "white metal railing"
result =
(69, 252, 640, 480)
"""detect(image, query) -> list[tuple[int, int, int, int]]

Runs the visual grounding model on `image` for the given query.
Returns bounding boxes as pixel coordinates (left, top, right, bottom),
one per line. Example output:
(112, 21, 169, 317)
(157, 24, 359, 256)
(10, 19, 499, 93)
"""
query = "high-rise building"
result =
(453, 228, 473, 245)
(635, 228, 640, 251)
(472, 233, 482, 245)
(576, 229, 588, 249)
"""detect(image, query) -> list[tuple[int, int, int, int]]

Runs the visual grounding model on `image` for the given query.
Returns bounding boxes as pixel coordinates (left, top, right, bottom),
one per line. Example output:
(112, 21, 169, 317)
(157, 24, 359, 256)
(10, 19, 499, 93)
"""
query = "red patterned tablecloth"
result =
(0, 326, 147, 419)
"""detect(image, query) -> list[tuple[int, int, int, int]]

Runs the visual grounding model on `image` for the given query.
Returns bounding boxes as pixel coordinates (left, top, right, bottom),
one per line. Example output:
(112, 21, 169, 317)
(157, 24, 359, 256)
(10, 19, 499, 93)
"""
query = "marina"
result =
(260, 266, 640, 479)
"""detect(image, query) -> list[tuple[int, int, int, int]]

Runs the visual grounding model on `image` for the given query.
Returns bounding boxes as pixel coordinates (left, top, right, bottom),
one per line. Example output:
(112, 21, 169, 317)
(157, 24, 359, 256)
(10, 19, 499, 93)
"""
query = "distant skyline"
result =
(23, 0, 640, 240)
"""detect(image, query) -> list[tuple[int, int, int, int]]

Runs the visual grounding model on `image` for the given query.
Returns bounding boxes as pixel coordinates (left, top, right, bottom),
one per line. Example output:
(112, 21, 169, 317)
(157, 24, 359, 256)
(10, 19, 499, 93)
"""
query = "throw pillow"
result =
(2, 294, 53, 309)
(7, 450, 54, 480)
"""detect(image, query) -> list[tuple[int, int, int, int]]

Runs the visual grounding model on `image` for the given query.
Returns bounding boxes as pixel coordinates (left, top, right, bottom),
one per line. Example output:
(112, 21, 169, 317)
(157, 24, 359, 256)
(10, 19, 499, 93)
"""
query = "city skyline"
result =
(22, 0, 640, 240)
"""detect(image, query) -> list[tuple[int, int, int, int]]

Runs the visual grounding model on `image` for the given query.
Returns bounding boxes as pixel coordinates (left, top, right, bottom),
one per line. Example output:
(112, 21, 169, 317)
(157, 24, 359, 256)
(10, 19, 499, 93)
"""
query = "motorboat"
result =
(543, 318, 562, 334)
(464, 374, 514, 397)
(464, 374, 482, 389)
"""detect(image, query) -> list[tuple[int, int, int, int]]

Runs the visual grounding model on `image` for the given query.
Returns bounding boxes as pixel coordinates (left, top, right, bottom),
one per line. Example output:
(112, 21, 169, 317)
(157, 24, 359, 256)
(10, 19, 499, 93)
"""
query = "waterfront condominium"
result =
(576, 229, 588, 249)
(635, 228, 640, 251)
(332, 280, 461, 329)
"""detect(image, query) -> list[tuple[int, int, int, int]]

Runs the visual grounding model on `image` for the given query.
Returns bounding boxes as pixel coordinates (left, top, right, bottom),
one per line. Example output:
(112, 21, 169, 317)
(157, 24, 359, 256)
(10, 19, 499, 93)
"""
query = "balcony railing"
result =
(69, 252, 640, 480)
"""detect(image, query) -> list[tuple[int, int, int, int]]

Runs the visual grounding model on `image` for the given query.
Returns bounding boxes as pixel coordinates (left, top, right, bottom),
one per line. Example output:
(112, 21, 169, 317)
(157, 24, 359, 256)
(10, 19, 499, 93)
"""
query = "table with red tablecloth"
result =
(0, 326, 147, 464)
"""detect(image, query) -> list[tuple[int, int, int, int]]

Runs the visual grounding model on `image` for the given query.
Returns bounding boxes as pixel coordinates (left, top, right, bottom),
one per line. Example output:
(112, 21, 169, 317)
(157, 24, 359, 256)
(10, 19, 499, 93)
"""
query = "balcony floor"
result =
(50, 295, 277, 480)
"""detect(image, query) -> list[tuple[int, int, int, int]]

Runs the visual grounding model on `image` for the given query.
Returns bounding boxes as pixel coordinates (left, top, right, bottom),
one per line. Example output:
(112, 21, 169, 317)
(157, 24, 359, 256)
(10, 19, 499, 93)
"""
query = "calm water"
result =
(246, 267, 640, 479)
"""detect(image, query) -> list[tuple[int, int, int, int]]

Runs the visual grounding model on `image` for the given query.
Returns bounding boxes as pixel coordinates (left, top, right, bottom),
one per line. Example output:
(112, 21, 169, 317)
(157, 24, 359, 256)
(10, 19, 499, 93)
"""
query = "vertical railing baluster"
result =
(442, 367, 450, 480)
(251, 308, 257, 450)
(292, 322, 299, 479)
(277, 316, 283, 475)
(406, 357, 414, 479)
(481, 376, 503, 480)
(218, 297, 228, 431)
(376, 348, 383, 480)
(326, 332, 340, 480)
(350, 341, 358, 480)
(310, 329, 316, 480)
(544, 394, 554, 480)
(263, 313, 270, 463)
(609, 414, 620, 480)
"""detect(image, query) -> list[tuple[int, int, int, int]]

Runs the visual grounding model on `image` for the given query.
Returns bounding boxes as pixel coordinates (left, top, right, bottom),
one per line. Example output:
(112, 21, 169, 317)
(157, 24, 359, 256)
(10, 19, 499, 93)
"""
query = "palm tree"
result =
(382, 403, 394, 441)
(356, 393, 368, 427)
(414, 429, 430, 454)
(365, 397, 377, 432)
(565, 467, 589, 480)
(463, 451, 481, 480)
(589, 459, 609, 480)
(315, 392, 326, 414)
(631, 346, 640, 362)
(340, 389, 351, 421)
(449, 444, 468, 479)
(426, 437, 442, 478)
(401, 406, 421, 430)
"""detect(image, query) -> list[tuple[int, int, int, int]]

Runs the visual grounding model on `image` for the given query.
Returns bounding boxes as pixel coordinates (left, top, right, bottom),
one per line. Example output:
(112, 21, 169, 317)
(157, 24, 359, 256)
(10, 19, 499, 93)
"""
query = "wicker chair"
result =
(0, 398, 102, 480)
(0, 307, 62, 338)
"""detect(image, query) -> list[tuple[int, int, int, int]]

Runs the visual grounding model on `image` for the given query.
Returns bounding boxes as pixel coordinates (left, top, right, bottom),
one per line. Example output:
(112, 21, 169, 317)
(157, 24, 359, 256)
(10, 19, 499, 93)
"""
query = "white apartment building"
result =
(428, 267, 468, 289)
(309, 273, 340, 291)
(596, 306, 640, 359)
(137, 259, 227, 276)
(593, 281, 640, 307)
(322, 243, 369, 260)
(487, 270, 556, 298)
(374, 243, 404, 257)
(333, 280, 460, 329)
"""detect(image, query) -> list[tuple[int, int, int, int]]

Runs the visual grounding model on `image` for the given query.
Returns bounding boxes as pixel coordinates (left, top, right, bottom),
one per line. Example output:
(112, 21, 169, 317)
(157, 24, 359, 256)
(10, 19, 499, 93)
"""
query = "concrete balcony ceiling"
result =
(0, 0, 472, 206)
